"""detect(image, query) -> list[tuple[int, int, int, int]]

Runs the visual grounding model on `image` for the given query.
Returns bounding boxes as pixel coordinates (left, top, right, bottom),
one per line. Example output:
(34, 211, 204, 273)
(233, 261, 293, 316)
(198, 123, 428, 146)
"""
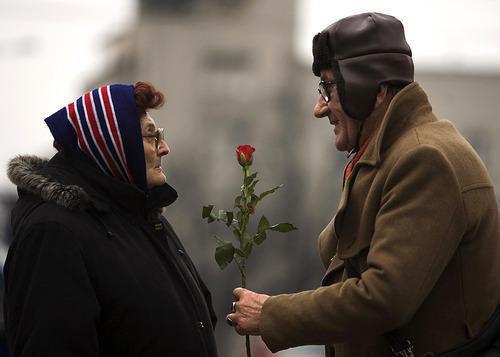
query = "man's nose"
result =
(313, 95, 329, 118)
(157, 140, 170, 156)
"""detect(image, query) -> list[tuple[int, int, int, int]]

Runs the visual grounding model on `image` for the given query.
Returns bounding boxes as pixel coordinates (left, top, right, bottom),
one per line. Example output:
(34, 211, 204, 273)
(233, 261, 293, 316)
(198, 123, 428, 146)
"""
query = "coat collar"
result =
(328, 82, 437, 260)
(358, 82, 436, 168)
(7, 153, 178, 215)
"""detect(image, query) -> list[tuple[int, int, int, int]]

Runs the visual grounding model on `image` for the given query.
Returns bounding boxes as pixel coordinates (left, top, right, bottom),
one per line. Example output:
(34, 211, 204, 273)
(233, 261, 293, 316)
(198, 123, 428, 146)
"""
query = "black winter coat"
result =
(4, 153, 218, 357)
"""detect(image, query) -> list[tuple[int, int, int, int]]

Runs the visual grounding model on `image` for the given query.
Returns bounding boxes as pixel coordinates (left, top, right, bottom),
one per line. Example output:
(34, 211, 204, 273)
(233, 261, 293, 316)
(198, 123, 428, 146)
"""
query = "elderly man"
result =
(227, 12, 500, 356)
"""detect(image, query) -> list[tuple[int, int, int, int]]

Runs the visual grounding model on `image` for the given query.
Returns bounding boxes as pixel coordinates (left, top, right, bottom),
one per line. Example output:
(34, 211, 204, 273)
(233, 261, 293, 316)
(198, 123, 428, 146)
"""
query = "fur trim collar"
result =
(7, 155, 91, 210)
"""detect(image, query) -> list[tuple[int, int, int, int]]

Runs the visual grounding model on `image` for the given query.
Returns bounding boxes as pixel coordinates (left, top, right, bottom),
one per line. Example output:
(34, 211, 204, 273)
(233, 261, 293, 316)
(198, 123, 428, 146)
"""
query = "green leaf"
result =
(258, 185, 283, 201)
(269, 223, 298, 232)
(250, 193, 259, 204)
(226, 211, 234, 227)
(258, 215, 270, 232)
(234, 195, 242, 208)
(202, 205, 214, 219)
(207, 215, 215, 223)
(246, 195, 258, 214)
(240, 232, 253, 258)
(215, 240, 235, 270)
(217, 209, 227, 221)
(249, 179, 260, 192)
(254, 231, 267, 245)
(244, 172, 258, 186)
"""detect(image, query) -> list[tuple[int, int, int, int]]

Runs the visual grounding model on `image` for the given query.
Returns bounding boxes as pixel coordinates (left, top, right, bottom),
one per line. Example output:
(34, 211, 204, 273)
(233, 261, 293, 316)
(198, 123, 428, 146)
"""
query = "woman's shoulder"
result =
(10, 191, 107, 254)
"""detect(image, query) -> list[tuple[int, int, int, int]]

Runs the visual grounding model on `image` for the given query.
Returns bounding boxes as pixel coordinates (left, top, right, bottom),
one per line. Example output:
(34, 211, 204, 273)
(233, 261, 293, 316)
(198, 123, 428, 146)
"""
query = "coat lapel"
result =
(324, 82, 434, 259)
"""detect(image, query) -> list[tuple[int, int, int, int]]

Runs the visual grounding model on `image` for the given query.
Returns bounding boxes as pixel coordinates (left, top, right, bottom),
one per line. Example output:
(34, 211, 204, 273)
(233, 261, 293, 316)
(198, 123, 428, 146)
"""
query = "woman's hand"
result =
(226, 287, 270, 336)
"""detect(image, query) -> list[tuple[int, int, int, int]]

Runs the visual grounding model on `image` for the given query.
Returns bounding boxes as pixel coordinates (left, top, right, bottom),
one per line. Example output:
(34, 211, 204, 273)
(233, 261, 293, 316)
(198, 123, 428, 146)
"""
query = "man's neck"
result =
(358, 94, 392, 145)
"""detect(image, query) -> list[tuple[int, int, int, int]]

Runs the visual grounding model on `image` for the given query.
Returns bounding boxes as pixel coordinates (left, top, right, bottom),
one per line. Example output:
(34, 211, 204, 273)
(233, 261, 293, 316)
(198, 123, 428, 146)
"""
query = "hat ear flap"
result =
(330, 60, 363, 120)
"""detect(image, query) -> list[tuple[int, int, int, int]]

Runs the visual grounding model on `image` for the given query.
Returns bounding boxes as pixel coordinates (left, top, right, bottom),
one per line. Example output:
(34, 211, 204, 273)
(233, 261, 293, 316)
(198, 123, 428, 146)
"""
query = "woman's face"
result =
(140, 113, 170, 188)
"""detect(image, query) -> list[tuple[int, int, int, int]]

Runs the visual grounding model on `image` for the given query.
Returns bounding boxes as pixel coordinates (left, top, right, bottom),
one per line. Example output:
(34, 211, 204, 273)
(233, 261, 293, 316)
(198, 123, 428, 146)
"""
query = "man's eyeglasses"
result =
(142, 128, 164, 149)
(318, 79, 337, 103)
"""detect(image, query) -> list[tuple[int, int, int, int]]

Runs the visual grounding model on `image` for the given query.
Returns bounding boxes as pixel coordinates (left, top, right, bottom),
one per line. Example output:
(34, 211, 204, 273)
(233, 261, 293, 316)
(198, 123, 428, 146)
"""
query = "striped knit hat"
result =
(45, 84, 148, 192)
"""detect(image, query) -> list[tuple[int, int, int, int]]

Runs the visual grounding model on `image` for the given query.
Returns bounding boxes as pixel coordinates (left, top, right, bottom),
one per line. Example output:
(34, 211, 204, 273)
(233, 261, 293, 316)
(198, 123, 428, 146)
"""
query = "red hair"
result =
(134, 81, 165, 115)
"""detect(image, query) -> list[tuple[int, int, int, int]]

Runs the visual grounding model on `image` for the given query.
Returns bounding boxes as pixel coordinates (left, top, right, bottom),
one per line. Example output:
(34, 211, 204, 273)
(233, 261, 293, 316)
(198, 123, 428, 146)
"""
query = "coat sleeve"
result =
(4, 221, 100, 357)
(260, 145, 467, 352)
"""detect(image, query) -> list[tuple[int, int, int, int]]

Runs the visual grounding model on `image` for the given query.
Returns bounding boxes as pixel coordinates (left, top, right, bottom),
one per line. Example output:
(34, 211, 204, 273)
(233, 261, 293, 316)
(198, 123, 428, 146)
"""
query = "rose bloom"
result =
(236, 145, 256, 166)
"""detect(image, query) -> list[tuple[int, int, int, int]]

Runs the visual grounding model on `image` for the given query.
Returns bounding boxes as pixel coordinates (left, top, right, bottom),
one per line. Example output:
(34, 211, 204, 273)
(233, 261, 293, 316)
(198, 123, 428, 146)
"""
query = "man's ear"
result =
(374, 85, 389, 108)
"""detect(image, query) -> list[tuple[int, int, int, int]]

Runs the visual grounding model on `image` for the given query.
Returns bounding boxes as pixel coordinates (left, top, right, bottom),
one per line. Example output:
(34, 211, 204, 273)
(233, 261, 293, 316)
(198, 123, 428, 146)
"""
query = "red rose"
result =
(236, 145, 256, 167)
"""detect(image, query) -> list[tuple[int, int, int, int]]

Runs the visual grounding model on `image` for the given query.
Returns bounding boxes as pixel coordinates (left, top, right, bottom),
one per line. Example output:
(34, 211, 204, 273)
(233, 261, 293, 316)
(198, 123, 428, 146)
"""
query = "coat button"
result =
(178, 249, 185, 256)
(154, 222, 163, 231)
(198, 321, 205, 329)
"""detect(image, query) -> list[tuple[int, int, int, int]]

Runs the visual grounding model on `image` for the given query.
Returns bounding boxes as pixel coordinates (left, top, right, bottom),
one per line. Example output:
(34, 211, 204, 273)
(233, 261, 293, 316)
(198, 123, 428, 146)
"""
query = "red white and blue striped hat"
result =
(45, 84, 148, 191)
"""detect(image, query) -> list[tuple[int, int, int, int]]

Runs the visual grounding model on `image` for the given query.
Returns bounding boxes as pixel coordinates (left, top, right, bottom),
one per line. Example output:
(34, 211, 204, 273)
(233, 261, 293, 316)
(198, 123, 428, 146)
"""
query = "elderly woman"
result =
(4, 82, 218, 356)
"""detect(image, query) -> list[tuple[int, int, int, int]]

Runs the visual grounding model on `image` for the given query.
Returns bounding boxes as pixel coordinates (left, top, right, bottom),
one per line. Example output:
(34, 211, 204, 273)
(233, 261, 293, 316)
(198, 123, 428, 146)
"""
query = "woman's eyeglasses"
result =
(142, 128, 164, 149)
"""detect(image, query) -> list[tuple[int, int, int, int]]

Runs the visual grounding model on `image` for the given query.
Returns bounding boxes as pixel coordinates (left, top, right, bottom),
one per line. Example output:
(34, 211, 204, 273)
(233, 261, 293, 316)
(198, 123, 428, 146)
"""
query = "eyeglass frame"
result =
(317, 79, 338, 103)
(142, 127, 164, 149)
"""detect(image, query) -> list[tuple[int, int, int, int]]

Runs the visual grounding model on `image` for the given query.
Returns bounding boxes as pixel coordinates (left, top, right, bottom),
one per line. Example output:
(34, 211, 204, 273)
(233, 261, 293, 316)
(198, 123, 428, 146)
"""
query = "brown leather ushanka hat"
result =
(312, 12, 414, 120)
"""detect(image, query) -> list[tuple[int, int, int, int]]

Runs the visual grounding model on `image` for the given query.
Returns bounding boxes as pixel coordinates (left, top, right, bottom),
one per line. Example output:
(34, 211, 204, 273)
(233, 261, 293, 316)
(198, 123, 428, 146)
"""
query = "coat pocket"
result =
(321, 255, 345, 286)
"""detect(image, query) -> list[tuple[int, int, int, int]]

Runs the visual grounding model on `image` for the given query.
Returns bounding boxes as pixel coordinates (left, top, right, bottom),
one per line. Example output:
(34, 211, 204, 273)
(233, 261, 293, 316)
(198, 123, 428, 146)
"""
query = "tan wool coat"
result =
(260, 83, 500, 356)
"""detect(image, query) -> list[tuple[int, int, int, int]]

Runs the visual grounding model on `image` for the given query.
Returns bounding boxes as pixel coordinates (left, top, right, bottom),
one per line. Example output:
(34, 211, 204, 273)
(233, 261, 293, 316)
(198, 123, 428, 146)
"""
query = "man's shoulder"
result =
(386, 120, 493, 189)
(388, 118, 473, 158)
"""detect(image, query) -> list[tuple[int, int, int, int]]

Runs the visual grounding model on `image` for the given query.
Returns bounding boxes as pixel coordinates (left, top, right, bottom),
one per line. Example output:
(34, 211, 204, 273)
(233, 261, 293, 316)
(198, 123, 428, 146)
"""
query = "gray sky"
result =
(1, 0, 500, 190)
(296, 0, 500, 73)
(0, 0, 136, 190)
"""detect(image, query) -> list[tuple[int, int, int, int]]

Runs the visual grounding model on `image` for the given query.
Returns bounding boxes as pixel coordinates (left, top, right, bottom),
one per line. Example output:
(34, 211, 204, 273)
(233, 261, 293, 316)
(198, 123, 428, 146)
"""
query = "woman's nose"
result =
(313, 95, 329, 118)
(157, 140, 170, 156)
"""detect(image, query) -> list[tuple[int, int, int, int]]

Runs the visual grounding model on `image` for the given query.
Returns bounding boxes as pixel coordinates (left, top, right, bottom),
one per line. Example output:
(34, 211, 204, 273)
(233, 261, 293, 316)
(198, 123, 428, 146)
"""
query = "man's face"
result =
(314, 69, 359, 152)
(140, 113, 170, 188)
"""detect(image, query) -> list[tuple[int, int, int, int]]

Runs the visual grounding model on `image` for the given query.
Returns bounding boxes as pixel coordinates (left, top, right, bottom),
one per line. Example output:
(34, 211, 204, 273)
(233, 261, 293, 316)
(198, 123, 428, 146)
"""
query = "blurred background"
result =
(1, 0, 499, 355)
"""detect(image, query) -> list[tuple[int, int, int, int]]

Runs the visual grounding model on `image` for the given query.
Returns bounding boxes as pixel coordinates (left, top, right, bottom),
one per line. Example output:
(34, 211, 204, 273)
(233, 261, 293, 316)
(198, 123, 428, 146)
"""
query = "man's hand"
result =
(226, 287, 270, 336)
